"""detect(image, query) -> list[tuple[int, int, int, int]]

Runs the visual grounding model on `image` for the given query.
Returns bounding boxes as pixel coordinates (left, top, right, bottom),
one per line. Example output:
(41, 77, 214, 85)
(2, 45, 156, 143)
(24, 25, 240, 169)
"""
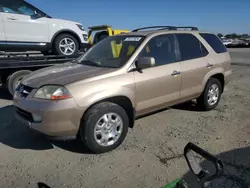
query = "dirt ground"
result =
(0, 48, 250, 188)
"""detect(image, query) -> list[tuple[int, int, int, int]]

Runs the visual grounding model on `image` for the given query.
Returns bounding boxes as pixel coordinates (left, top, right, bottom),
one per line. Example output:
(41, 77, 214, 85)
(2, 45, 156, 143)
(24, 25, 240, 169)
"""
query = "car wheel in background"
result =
(80, 102, 129, 153)
(7, 70, 32, 96)
(197, 78, 222, 111)
(54, 34, 79, 56)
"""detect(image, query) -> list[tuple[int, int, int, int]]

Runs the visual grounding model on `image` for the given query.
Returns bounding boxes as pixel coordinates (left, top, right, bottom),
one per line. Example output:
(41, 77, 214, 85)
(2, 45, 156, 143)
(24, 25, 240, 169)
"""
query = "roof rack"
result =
(132, 26, 175, 32)
(132, 26, 198, 32)
(174, 26, 199, 31)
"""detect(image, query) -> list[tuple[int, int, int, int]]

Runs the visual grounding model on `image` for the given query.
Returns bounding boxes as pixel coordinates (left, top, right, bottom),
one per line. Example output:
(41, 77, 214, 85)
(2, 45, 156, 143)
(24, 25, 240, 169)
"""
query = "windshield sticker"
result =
(124, 37, 142, 42)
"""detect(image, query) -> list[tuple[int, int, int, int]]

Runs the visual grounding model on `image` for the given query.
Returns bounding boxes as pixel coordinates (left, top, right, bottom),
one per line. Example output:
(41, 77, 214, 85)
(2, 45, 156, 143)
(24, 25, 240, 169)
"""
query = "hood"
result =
(48, 18, 82, 26)
(22, 63, 115, 88)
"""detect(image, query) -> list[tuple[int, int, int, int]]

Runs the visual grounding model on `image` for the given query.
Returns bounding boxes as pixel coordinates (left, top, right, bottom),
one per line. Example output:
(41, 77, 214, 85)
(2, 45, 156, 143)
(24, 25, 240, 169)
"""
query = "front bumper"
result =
(79, 42, 91, 52)
(13, 92, 83, 140)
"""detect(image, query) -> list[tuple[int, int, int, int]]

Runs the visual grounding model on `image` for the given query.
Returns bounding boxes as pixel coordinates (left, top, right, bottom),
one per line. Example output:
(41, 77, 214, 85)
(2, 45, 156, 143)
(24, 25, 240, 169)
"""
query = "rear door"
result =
(199, 33, 230, 71)
(175, 33, 209, 101)
(0, 0, 49, 43)
(133, 34, 181, 115)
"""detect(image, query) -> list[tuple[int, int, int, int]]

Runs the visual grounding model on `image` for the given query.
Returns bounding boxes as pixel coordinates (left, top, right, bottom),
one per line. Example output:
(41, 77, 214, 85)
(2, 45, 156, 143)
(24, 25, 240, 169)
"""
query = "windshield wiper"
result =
(79, 60, 101, 67)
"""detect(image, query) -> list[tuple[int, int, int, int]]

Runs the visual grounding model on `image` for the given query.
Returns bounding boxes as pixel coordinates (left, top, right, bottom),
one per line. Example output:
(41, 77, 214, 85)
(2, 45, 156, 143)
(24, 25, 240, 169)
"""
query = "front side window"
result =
(139, 34, 177, 67)
(176, 34, 207, 61)
(78, 35, 144, 68)
(0, 0, 42, 16)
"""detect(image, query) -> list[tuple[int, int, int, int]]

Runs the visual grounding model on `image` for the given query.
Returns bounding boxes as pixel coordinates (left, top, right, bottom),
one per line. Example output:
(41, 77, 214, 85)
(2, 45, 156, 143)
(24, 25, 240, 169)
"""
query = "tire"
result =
(197, 78, 222, 111)
(7, 70, 32, 96)
(80, 102, 129, 153)
(54, 34, 79, 56)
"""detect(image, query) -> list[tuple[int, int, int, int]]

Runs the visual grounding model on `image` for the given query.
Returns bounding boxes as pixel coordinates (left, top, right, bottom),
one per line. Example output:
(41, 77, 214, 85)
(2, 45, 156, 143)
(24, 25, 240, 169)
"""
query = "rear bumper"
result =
(224, 69, 232, 85)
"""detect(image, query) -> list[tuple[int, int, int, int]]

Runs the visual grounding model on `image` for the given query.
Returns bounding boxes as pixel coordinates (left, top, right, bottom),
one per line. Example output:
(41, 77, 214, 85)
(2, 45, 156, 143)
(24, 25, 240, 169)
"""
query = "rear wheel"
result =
(7, 70, 32, 95)
(80, 102, 129, 153)
(197, 78, 222, 111)
(54, 34, 79, 56)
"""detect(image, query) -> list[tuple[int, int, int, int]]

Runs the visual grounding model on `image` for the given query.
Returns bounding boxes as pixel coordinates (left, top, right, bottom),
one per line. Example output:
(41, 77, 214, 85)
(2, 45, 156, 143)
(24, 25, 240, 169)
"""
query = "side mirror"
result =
(136, 57, 155, 69)
(31, 11, 43, 19)
(184, 143, 223, 187)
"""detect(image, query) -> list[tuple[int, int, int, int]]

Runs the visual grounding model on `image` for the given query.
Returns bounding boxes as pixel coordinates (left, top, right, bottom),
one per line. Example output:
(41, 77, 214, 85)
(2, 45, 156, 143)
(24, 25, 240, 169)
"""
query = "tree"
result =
(241, 34, 249, 38)
(217, 33, 224, 38)
(224, 33, 237, 39)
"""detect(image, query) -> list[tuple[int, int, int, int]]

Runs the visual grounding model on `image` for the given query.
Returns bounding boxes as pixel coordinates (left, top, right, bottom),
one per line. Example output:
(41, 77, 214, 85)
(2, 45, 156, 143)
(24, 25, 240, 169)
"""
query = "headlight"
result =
(76, 24, 85, 31)
(34, 85, 72, 100)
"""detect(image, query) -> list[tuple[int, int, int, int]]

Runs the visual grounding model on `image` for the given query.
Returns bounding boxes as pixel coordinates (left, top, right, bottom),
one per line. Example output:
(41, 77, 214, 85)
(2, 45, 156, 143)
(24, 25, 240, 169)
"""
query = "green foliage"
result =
(217, 33, 223, 38)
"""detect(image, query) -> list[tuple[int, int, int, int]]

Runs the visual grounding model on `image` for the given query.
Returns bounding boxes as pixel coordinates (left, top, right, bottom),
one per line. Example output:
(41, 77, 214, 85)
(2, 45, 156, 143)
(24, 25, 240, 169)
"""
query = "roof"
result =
(119, 26, 201, 37)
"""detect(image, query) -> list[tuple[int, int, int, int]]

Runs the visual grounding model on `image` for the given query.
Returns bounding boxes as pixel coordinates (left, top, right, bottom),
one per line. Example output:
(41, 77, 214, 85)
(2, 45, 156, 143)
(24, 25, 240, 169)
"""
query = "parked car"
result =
(14, 26, 232, 153)
(222, 38, 248, 47)
(0, 0, 89, 56)
(222, 39, 233, 46)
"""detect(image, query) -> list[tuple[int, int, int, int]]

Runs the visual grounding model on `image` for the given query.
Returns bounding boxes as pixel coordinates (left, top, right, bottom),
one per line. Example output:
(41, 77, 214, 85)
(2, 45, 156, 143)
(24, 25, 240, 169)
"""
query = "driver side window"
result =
(17, 6, 36, 16)
(139, 34, 178, 67)
(0, 0, 38, 16)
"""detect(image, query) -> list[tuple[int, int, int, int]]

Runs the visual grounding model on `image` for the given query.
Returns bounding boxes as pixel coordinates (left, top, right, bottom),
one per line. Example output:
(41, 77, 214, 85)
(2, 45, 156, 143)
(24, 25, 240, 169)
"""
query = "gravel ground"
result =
(0, 48, 250, 188)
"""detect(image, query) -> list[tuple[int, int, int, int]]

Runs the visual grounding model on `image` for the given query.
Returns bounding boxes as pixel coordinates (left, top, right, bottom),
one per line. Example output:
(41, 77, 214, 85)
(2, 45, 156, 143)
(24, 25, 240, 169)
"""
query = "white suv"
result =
(0, 0, 89, 56)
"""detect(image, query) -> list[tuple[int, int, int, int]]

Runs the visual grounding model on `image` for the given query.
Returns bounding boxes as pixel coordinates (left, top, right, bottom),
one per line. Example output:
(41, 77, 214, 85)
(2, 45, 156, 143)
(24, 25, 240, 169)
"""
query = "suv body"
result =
(0, 0, 88, 55)
(14, 26, 232, 153)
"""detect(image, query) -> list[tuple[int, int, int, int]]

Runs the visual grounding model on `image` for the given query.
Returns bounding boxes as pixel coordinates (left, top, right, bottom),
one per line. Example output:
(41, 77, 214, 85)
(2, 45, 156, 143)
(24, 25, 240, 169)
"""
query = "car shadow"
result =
(0, 87, 12, 100)
(51, 139, 91, 154)
(0, 105, 92, 154)
(181, 146, 250, 187)
(136, 101, 202, 120)
(171, 101, 203, 112)
(37, 182, 52, 188)
(0, 105, 53, 150)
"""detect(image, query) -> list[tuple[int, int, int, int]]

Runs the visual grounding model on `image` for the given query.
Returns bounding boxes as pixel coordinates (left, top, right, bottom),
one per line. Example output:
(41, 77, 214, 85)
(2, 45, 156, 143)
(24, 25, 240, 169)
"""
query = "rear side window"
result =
(176, 34, 207, 61)
(200, 33, 227, 54)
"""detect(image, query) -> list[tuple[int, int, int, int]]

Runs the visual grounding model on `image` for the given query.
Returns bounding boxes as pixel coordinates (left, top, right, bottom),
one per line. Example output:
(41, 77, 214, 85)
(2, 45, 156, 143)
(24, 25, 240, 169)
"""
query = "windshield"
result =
(78, 35, 144, 68)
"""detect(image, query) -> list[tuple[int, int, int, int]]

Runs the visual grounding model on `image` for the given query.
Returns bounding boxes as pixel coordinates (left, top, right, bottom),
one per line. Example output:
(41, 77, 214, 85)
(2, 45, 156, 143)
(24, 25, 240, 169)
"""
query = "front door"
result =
(133, 34, 182, 116)
(0, 0, 49, 43)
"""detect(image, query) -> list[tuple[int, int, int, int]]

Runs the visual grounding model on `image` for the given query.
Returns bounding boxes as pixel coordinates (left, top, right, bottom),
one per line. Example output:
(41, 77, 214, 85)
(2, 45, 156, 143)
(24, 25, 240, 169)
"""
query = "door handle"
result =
(171, 70, 181, 76)
(206, 63, 213, 68)
(7, 17, 17, 20)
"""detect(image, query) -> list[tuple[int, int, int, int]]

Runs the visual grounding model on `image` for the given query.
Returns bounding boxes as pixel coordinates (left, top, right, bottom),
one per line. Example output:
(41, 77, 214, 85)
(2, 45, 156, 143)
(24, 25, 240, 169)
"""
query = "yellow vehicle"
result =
(88, 25, 130, 45)
(88, 25, 130, 58)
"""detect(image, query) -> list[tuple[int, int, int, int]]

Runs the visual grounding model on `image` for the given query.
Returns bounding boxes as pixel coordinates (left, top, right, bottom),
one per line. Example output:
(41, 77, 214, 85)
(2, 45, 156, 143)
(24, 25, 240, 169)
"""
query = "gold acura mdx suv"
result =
(14, 26, 232, 153)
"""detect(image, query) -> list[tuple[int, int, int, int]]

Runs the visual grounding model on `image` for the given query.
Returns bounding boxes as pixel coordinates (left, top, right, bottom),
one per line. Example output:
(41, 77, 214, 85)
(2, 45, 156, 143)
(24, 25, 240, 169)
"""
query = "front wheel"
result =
(80, 102, 129, 153)
(197, 78, 222, 111)
(54, 34, 79, 56)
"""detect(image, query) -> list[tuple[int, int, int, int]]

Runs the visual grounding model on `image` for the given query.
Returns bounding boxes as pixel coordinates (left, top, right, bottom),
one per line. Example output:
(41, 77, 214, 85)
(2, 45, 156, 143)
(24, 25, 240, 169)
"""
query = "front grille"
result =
(15, 107, 34, 122)
(17, 84, 33, 98)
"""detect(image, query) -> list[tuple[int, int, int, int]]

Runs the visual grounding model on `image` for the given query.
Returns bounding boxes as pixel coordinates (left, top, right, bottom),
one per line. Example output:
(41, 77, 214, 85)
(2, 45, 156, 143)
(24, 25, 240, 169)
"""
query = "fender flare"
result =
(202, 68, 225, 91)
(51, 29, 82, 46)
